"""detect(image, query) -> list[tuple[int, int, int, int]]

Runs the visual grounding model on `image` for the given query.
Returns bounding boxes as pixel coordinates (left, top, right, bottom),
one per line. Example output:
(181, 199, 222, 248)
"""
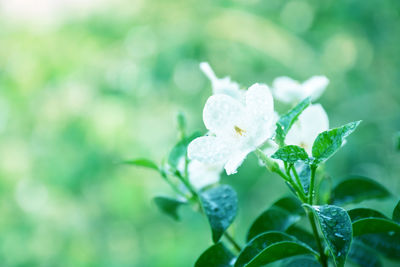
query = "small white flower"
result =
(188, 83, 275, 175)
(200, 62, 245, 101)
(188, 160, 223, 189)
(285, 104, 329, 154)
(272, 76, 329, 104)
(176, 158, 223, 190)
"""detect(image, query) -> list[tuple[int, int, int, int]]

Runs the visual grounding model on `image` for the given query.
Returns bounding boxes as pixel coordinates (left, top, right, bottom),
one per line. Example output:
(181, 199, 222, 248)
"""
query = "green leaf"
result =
(275, 97, 311, 146)
(154, 196, 186, 221)
(273, 196, 305, 215)
(349, 208, 400, 260)
(352, 217, 400, 237)
(195, 242, 235, 267)
(348, 240, 382, 267)
(123, 158, 159, 171)
(247, 197, 303, 241)
(235, 231, 317, 267)
(282, 256, 322, 267)
(330, 176, 390, 205)
(286, 225, 318, 251)
(305, 204, 352, 267)
(357, 233, 400, 260)
(168, 131, 202, 169)
(200, 185, 238, 243)
(312, 121, 361, 164)
(271, 145, 310, 164)
(393, 200, 400, 223)
(347, 208, 387, 222)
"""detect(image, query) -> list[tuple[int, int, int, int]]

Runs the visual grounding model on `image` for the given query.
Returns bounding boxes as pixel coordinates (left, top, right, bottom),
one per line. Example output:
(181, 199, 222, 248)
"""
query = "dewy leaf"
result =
(312, 121, 361, 164)
(247, 197, 303, 241)
(352, 217, 400, 237)
(195, 242, 235, 267)
(347, 208, 387, 222)
(123, 158, 159, 171)
(393, 200, 400, 223)
(200, 185, 238, 243)
(273, 196, 304, 215)
(154, 196, 187, 221)
(349, 207, 400, 259)
(235, 231, 317, 267)
(330, 176, 390, 205)
(271, 145, 309, 164)
(305, 204, 352, 267)
(275, 97, 311, 146)
(348, 240, 382, 267)
(286, 226, 318, 251)
(357, 233, 400, 260)
(282, 256, 322, 267)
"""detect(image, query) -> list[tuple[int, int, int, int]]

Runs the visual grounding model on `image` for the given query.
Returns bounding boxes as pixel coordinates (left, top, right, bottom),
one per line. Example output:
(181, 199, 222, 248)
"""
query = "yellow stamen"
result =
(234, 126, 246, 136)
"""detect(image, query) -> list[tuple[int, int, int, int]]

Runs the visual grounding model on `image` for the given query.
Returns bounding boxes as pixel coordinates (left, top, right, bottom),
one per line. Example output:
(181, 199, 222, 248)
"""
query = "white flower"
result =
(272, 76, 329, 104)
(188, 160, 223, 189)
(200, 62, 245, 101)
(176, 158, 223, 190)
(188, 83, 275, 175)
(285, 104, 329, 154)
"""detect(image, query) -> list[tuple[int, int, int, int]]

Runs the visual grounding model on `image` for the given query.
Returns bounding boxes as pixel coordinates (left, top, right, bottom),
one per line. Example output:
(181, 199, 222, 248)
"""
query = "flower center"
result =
(300, 141, 308, 149)
(234, 125, 246, 136)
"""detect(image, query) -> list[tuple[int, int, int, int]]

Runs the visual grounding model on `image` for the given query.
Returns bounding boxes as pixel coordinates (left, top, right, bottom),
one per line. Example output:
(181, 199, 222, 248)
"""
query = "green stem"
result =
(307, 211, 328, 267)
(308, 165, 317, 204)
(255, 149, 327, 266)
(224, 232, 242, 253)
(290, 165, 303, 193)
(306, 164, 327, 267)
(174, 170, 197, 197)
(160, 171, 187, 198)
(175, 168, 242, 254)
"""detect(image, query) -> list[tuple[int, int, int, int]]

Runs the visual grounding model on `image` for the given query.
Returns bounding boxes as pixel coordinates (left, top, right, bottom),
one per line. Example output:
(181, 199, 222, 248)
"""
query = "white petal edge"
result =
(203, 94, 245, 137)
(187, 136, 232, 164)
(200, 62, 218, 83)
(246, 83, 274, 119)
(302, 76, 329, 101)
(188, 160, 222, 189)
(272, 76, 303, 103)
(224, 149, 251, 175)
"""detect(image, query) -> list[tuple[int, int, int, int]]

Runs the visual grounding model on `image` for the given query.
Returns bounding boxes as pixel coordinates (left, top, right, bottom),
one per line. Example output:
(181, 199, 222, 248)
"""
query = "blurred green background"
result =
(1, 0, 400, 266)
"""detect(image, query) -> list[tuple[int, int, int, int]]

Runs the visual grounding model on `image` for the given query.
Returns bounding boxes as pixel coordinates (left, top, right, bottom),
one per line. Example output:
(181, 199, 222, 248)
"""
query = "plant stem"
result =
(306, 164, 328, 267)
(176, 170, 243, 254)
(160, 172, 187, 198)
(224, 232, 242, 253)
(308, 165, 317, 204)
(290, 165, 303, 193)
(255, 149, 327, 266)
(307, 211, 328, 267)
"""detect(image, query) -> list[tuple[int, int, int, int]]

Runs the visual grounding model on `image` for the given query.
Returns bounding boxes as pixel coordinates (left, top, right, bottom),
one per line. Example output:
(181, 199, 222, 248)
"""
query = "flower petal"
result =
(224, 149, 250, 175)
(188, 160, 222, 189)
(302, 76, 329, 101)
(286, 104, 329, 154)
(246, 83, 274, 119)
(300, 104, 329, 143)
(200, 62, 243, 101)
(272, 76, 303, 103)
(187, 136, 233, 164)
(203, 94, 245, 137)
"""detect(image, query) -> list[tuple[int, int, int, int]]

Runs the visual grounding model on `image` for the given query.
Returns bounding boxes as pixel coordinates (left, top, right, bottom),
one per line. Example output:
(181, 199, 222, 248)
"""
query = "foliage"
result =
(1, 0, 400, 266)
